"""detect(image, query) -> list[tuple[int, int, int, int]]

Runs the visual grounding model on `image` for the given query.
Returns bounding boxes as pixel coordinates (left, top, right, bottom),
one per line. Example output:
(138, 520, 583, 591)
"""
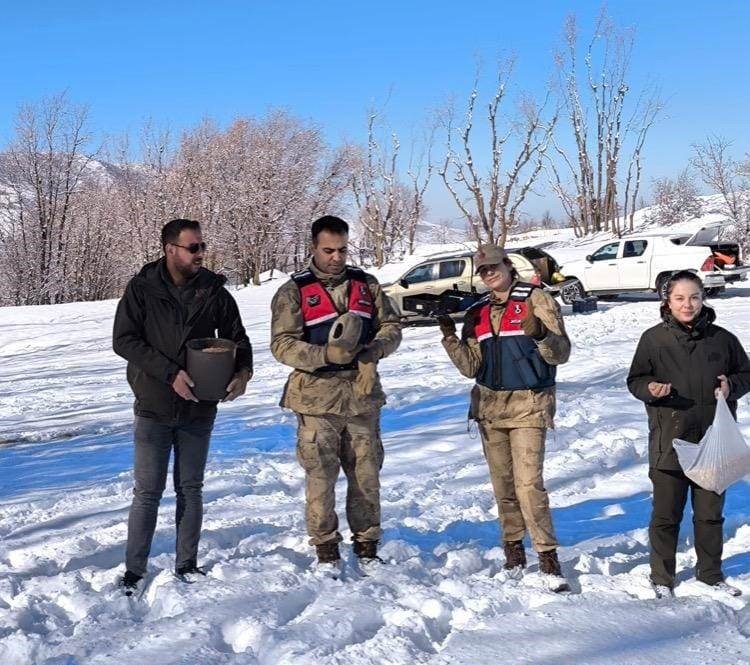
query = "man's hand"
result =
(326, 344, 360, 365)
(716, 374, 730, 400)
(647, 381, 672, 399)
(355, 342, 383, 397)
(172, 369, 199, 402)
(223, 368, 253, 402)
(521, 300, 547, 340)
(436, 314, 457, 339)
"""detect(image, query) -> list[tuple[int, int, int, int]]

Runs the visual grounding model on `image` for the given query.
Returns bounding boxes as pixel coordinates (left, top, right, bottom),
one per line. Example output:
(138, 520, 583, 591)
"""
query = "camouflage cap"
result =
(474, 244, 508, 273)
(327, 312, 363, 352)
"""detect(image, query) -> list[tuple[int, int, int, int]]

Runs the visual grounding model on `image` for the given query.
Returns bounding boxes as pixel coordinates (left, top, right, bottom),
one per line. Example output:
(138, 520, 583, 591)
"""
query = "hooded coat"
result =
(627, 306, 750, 470)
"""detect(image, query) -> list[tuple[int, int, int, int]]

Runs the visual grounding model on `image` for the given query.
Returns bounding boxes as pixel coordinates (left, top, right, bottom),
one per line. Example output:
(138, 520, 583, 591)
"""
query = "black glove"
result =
(436, 314, 457, 338)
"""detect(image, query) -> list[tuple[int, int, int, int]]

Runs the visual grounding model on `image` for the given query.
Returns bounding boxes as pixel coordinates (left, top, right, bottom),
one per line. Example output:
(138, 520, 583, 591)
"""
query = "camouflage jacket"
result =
(442, 285, 571, 428)
(271, 261, 402, 416)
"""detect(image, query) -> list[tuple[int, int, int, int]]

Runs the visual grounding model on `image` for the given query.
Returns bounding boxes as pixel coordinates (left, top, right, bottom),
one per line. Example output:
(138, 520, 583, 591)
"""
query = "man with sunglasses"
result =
(113, 218, 252, 595)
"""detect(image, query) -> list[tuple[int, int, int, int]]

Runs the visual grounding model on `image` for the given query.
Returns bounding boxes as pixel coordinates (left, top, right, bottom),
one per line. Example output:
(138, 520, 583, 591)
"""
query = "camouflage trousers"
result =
(295, 411, 384, 546)
(479, 424, 558, 552)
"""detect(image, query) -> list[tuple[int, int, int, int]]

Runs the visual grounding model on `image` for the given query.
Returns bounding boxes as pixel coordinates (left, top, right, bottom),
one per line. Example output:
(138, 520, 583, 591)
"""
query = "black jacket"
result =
(113, 259, 252, 421)
(627, 307, 750, 470)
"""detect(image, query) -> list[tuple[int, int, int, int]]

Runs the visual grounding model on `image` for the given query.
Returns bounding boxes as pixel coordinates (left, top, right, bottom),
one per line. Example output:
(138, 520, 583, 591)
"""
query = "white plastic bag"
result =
(673, 393, 750, 494)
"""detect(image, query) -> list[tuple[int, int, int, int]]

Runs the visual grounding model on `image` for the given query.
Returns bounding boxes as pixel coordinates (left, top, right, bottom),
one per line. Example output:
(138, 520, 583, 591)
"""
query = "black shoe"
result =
(353, 540, 383, 562)
(118, 570, 142, 596)
(503, 540, 527, 571)
(175, 564, 207, 582)
(315, 543, 341, 564)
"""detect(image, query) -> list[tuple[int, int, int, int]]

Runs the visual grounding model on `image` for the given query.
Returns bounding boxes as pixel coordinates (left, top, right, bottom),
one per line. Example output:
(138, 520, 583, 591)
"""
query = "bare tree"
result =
(351, 110, 430, 267)
(0, 94, 98, 304)
(551, 10, 662, 237)
(439, 60, 557, 247)
(649, 169, 702, 227)
(108, 120, 185, 268)
(174, 111, 352, 285)
(691, 136, 750, 246)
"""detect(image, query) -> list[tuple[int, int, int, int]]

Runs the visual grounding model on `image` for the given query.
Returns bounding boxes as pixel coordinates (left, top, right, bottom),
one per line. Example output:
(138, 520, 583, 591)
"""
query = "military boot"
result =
(315, 543, 341, 564)
(503, 540, 527, 571)
(538, 549, 569, 593)
(353, 540, 383, 562)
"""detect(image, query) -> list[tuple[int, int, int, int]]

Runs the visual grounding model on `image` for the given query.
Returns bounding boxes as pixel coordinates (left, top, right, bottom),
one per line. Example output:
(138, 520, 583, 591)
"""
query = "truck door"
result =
(396, 261, 438, 313)
(618, 239, 650, 288)
(582, 241, 620, 290)
(435, 259, 470, 293)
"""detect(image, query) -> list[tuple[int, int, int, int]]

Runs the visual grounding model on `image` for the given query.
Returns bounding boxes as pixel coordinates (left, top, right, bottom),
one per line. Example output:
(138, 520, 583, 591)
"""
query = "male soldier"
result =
(113, 218, 252, 595)
(271, 215, 401, 567)
(437, 244, 571, 591)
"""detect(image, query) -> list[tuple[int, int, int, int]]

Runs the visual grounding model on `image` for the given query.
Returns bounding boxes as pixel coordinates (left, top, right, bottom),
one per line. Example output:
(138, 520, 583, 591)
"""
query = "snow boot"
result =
(650, 581, 674, 599)
(704, 580, 741, 597)
(503, 540, 527, 571)
(353, 540, 384, 566)
(118, 570, 142, 597)
(316, 543, 341, 564)
(538, 549, 569, 592)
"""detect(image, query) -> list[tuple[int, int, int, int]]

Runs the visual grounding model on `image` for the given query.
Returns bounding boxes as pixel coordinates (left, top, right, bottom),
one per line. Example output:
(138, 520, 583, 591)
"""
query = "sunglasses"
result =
(171, 242, 207, 254)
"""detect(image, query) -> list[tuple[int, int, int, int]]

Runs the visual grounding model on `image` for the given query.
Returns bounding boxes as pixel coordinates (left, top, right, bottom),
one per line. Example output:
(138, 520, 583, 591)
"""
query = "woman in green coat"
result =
(627, 270, 750, 598)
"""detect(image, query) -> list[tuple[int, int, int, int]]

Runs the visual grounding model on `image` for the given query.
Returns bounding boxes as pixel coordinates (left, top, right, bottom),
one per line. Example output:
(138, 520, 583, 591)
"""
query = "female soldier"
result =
(627, 270, 750, 598)
(438, 244, 571, 591)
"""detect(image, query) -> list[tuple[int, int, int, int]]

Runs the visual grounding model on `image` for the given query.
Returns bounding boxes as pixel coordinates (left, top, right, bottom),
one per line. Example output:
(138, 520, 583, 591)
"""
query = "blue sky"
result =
(1, 0, 748, 220)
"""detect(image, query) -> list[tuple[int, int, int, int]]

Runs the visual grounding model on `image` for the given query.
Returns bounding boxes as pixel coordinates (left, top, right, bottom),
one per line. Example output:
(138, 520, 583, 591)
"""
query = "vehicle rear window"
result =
(623, 240, 648, 258)
(438, 260, 465, 279)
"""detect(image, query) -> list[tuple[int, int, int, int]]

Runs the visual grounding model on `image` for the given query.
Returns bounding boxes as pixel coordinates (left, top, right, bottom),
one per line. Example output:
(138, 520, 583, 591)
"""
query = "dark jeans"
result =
(649, 467, 725, 587)
(125, 415, 214, 577)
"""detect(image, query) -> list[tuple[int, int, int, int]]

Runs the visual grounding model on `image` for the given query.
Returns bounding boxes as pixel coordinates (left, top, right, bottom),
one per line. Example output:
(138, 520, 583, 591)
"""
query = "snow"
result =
(2, 264, 750, 663)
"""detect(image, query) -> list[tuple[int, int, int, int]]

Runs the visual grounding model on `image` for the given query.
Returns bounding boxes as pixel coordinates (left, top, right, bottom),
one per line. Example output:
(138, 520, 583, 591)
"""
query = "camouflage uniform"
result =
(443, 284, 570, 552)
(271, 261, 402, 545)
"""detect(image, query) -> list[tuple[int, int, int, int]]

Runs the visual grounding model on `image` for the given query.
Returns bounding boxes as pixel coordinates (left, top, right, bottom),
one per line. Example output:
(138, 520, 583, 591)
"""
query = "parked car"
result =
(670, 221, 750, 288)
(557, 235, 725, 304)
(382, 246, 563, 320)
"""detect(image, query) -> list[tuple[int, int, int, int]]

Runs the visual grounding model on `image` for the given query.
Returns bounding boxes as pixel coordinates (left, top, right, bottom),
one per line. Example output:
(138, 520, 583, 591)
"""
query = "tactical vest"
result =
(292, 266, 376, 371)
(471, 282, 556, 391)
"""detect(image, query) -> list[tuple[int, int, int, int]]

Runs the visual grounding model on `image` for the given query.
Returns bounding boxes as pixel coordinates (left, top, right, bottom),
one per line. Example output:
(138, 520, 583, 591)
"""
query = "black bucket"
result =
(186, 338, 237, 401)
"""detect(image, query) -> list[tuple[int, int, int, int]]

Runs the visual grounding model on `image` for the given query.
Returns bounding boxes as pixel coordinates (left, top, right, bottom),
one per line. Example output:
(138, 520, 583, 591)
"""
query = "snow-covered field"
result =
(2, 272, 750, 663)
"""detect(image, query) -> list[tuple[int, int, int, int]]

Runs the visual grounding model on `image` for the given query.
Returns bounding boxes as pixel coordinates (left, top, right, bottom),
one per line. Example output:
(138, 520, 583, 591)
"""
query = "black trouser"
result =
(125, 415, 214, 577)
(648, 467, 725, 587)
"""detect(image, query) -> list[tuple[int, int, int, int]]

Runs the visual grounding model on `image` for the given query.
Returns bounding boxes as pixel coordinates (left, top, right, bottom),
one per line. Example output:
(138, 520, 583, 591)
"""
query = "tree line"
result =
(1, 8, 748, 306)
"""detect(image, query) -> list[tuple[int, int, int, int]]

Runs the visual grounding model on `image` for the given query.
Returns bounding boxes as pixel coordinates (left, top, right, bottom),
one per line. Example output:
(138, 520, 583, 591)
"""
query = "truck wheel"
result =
(560, 280, 585, 305)
(704, 287, 722, 297)
(656, 274, 671, 300)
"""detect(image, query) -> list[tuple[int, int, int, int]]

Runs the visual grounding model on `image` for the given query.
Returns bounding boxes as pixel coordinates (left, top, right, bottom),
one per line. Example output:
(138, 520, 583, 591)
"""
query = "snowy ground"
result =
(2, 276, 750, 664)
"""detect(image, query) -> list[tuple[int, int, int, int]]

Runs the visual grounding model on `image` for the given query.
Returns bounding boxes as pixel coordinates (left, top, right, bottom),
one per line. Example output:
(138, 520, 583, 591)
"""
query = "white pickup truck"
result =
(558, 235, 726, 304)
